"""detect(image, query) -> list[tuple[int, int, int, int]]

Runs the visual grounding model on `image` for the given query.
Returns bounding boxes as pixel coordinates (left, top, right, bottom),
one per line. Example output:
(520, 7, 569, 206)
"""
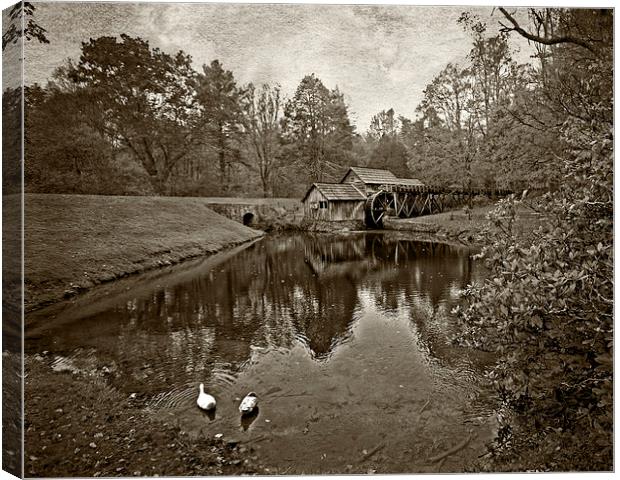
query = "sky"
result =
(13, 2, 537, 131)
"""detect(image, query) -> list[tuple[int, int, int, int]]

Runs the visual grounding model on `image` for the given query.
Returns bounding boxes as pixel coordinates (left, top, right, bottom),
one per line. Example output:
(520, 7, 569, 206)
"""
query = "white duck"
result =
(197, 383, 216, 411)
(239, 392, 258, 414)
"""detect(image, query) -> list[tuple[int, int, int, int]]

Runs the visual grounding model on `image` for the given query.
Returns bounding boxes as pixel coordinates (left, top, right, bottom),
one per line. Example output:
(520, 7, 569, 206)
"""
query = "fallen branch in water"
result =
(419, 398, 431, 413)
(436, 457, 447, 472)
(360, 443, 385, 462)
(429, 434, 474, 463)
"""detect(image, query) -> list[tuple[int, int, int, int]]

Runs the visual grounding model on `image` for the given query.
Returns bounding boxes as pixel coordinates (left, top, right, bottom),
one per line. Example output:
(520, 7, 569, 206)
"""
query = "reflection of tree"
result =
(303, 234, 476, 312)
(364, 239, 475, 311)
(27, 233, 480, 391)
(288, 274, 357, 360)
(245, 236, 359, 360)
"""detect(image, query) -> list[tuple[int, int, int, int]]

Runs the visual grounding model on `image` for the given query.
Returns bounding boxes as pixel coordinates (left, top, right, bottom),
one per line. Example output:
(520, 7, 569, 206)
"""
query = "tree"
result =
(403, 119, 465, 187)
(455, 8, 612, 470)
(459, 14, 516, 135)
(239, 83, 283, 197)
(2, 2, 49, 51)
(2, 87, 22, 194)
(367, 108, 400, 140)
(67, 35, 202, 194)
(365, 108, 411, 177)
(281, 74, 354, 182)
(412, 63, 478, 189)
(197, 60, 245, 191)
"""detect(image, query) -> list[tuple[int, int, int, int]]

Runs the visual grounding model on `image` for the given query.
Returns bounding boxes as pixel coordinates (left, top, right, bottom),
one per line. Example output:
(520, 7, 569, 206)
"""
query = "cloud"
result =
(23, 3, 535, 131)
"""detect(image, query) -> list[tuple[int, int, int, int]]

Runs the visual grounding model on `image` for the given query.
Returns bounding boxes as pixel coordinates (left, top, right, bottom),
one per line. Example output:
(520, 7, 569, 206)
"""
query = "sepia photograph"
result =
(1, 1, 614, 477)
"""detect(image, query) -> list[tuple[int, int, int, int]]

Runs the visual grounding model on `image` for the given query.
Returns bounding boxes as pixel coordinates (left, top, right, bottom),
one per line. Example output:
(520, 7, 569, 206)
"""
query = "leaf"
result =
(530, 315, 543, 329)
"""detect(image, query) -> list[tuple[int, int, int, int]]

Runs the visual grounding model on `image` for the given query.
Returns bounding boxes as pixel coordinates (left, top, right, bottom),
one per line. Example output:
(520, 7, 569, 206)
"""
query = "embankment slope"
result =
(23, 194, 264, 311)
(384, 204, 544, 245)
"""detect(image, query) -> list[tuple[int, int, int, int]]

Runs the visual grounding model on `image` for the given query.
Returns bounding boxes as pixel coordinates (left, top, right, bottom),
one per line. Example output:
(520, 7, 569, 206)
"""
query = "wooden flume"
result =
(365, 184, 513, 228)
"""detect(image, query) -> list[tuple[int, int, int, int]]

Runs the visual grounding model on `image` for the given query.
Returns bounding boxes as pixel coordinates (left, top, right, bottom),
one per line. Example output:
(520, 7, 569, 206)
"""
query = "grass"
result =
(387, 203, 546, 245)
(23, 194, 264, 312)
(25, 357, 267, 477)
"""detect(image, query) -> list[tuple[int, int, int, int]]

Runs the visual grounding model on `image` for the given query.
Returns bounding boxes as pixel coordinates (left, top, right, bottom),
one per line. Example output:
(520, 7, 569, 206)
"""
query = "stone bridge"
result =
(202, 197, 303, 227)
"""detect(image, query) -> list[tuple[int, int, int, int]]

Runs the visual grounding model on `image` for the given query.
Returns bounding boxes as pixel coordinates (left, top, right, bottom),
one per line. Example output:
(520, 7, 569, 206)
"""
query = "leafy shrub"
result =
(454, 107, 612, 470)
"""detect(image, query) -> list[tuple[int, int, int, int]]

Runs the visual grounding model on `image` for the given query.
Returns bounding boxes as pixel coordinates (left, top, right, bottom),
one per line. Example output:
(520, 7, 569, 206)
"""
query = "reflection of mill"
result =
(304, 234, 475, 312)
(304, 235, 375, 279)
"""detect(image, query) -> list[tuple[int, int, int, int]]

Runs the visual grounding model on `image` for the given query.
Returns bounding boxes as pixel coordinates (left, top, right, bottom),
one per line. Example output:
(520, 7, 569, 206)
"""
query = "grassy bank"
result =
(384, 204, 545, 245)
(23, 194, 264, 312)
(24, 356, 270, 477)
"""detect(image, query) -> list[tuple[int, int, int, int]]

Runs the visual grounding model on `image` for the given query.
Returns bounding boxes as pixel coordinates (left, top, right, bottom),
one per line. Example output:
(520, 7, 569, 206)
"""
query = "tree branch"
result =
(498, 7, 596, 54)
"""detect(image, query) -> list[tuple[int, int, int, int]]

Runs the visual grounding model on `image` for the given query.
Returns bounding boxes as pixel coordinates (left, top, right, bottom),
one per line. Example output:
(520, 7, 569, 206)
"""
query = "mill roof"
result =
(340, 167, 399, 184)
(302, 183, 367, 202)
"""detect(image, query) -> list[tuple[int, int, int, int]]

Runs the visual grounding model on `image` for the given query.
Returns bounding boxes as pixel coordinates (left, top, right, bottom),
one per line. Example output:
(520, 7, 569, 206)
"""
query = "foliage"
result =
(454, 8, 612, 471)
(25, 84, 109, 193)
(67, 35, 203, 194)
(2, 87, 22, 194)
(281, 74, 355, 182)
(2, 2, 49, 51)
(404, 120, 464, 187)
(368, 136, 411, 178)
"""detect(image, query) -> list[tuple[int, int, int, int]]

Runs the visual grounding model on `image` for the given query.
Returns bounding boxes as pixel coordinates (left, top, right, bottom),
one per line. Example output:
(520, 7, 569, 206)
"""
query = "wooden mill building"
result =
(302, 182, 367, 221)
(302, 167, 423, 222)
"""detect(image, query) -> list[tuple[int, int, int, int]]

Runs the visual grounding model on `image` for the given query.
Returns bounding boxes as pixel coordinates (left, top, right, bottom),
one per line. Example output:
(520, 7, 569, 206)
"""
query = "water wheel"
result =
(365, 190, 395, 228)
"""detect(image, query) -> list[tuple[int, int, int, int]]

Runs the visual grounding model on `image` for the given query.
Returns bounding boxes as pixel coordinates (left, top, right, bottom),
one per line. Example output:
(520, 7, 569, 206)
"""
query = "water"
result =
(26, 232, 497, 473)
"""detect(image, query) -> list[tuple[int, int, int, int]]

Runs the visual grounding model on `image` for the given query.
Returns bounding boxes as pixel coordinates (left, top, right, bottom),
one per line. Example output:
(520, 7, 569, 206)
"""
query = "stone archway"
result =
(242, 212, 255, 226)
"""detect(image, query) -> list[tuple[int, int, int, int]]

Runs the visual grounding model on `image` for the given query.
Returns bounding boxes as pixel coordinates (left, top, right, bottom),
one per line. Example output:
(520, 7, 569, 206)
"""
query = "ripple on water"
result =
(27, 233, 495, 472)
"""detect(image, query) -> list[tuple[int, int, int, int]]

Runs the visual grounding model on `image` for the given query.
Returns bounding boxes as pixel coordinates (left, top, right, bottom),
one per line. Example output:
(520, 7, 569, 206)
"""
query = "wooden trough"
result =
(365, 184, 513, 228)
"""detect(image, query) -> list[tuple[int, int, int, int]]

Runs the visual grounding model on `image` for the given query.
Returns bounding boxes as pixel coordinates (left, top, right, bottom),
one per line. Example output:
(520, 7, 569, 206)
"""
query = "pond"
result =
(26, 232, 497, 474)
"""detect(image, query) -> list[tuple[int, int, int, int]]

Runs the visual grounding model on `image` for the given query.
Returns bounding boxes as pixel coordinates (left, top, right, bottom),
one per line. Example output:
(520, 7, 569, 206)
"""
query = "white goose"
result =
(196, 383, 216, 411)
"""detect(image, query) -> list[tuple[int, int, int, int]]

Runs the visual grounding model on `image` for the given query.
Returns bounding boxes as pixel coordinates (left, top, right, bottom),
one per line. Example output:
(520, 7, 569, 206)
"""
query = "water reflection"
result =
(240, 407, 260, 431)
(27, 233, 479, 402)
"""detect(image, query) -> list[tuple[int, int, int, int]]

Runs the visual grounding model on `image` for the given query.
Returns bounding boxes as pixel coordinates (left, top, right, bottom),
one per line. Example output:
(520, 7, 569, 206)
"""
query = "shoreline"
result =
(26, 234, 265, 316)
(20, 195, 501, 316)
(19, 191, 522, 317)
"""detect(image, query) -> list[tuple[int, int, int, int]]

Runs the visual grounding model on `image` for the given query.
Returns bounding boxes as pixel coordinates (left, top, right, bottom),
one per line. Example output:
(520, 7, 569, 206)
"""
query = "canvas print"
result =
(2, 1, 613, 477)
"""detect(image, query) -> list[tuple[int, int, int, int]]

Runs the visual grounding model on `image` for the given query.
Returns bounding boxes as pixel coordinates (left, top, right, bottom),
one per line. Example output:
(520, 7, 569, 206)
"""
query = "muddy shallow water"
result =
(26, 232, 497, 474)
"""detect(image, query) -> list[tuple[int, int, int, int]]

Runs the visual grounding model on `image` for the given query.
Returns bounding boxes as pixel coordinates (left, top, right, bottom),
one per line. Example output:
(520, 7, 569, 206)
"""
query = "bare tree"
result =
(240, 83, 282, 197)
(367, 108, 400, 140)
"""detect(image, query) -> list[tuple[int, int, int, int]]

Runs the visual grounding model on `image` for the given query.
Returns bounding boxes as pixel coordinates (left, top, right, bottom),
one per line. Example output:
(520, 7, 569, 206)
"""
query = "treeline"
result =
(12, 11, 571, 198)
(4, 8, 608, 203)
(19, 36, 358, 198)
(356, 14, 564, 192)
